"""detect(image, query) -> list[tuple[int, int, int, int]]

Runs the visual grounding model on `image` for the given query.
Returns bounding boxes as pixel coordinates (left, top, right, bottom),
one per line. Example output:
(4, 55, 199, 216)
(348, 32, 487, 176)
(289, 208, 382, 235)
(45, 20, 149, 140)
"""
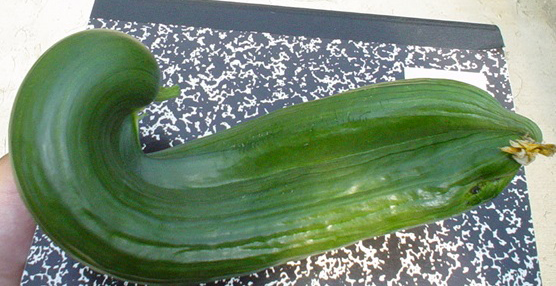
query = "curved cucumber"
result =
(9, 29, 552, 284)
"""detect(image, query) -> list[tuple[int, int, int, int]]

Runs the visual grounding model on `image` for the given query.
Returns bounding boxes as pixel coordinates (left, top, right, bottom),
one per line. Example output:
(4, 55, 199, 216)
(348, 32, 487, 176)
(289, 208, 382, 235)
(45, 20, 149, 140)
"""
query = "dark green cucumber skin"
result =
(9, 29, 542, 284)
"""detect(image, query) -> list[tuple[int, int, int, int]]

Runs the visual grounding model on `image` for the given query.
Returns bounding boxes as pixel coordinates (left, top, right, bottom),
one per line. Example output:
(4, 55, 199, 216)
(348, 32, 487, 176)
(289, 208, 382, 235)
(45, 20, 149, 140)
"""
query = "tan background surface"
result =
(1, 0, 554, 284)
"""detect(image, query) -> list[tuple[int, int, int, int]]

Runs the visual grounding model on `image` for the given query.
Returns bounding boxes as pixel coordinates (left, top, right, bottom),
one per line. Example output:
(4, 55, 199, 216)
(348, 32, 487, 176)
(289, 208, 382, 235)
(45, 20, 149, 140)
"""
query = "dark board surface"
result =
(90, 0, 504, 50)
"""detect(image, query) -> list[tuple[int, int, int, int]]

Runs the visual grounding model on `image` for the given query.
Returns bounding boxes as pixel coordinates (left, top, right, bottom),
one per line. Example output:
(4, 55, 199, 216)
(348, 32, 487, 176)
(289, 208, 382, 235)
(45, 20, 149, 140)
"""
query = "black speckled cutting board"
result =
(21, 1, 541, 285)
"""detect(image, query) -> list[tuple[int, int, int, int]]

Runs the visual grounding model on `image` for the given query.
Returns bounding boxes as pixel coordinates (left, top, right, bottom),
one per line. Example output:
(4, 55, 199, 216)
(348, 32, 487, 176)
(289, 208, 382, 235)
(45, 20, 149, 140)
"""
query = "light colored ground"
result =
(1, 0, 554, 284)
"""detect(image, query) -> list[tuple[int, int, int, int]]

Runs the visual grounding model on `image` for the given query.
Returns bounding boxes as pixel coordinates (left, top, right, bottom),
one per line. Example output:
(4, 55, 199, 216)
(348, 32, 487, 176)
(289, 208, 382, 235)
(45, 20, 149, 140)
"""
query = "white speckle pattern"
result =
(21, 18, 540, 285)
